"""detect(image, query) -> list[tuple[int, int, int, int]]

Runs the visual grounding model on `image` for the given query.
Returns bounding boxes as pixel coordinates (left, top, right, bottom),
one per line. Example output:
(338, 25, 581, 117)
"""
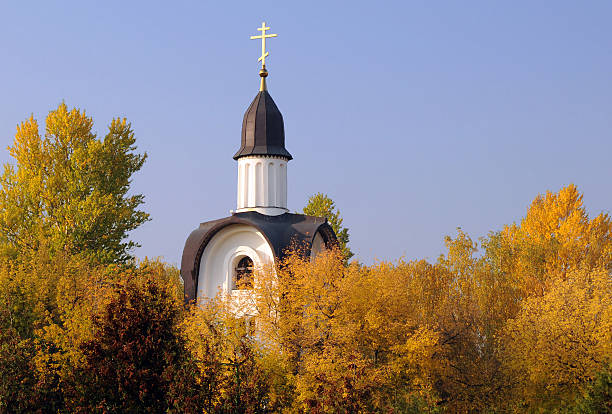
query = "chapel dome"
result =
(233, 89, 293, 160)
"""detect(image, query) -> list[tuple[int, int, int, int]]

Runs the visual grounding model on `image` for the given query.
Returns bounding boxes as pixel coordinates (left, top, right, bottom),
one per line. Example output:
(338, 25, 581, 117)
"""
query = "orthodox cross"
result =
(250, 22, 277, 69)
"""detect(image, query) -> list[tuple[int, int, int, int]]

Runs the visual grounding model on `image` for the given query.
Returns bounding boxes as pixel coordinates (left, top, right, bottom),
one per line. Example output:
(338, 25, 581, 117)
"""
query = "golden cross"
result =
(250, 22, 277, 69)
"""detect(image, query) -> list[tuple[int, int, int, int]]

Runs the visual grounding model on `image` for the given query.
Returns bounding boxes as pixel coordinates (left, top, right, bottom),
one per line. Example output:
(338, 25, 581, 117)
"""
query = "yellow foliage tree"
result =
(0, 250, 182, 411)
(181, 298, 291, 413)
(0, 247, 114, 411)
(251, 248, 444, 412)
(500, 267, 612, 411)
(490, 184, 612, 297)
(0, 103, 149, 263)
(431, 231, 509, 412)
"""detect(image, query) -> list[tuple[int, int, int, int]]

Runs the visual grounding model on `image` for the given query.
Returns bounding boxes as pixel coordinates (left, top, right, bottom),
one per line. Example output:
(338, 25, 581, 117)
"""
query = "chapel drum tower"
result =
(180, 23, 337, 303)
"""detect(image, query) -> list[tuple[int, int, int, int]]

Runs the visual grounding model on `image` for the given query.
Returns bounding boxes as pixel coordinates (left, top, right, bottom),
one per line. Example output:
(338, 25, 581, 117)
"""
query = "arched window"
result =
(234, 256, 253, 289)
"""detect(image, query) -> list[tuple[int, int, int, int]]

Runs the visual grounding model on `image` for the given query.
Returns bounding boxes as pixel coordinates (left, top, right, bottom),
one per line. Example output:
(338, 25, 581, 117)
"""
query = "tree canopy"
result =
(0, 103, 149, 264)
(0, 106, 610, 414)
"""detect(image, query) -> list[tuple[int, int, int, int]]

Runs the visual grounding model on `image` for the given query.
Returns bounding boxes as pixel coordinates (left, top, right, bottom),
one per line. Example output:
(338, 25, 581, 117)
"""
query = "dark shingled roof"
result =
(233, 90, 293, 160)
(181, 211, 337, 303)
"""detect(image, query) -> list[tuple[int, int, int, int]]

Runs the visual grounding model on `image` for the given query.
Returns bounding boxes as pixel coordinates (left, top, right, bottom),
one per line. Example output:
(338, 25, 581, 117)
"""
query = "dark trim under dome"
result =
(233, 90, 293, 160)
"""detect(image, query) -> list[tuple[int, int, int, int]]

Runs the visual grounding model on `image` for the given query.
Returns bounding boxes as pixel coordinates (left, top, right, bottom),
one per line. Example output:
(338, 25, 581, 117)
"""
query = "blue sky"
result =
(1, 1, 610, 265)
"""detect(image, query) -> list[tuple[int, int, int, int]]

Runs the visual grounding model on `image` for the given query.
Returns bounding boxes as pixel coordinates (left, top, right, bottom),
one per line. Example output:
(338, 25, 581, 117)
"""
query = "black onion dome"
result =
(233, 90, 292, 160)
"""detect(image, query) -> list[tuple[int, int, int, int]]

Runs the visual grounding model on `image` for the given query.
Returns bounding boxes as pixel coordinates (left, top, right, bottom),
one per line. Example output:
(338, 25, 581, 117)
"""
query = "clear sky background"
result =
(1, 1, 610, 266)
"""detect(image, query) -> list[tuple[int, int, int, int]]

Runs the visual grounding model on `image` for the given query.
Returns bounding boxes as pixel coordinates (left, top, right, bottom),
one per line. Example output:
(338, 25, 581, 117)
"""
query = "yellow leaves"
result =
(296, 345, 383, 411)
(273, 248, 348, 351)
(180, 296, 291, 412)
(500, 267, 612, 407)
(432, 187, 611, 411)
(10, 115, 41, 171)
(248, 247, 445, 410)
(521, 184, 586, 240)
(389, 326, 442, 397)
(391, 327, 440, 368)
(44, 102, 95, 152)
(497, 184, 612, 297)
(1, 137, 608, 414)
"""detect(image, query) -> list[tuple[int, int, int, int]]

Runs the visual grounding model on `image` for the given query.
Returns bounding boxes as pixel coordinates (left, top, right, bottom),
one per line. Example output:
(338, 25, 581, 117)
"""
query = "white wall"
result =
(197, 224, 275, 300)
(237, 155, 288, 215)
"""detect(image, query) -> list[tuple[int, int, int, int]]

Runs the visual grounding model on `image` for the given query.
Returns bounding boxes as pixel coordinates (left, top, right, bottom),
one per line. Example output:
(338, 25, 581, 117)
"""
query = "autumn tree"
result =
(0, 247, 100, 413)
(0, 102, 149, 264)
(303, 193, 353, 261)
(252, 247, 443, 412)
(417, 227, 552, 411)
(68, 269, 185, 413)
(0, 250, 184, 412)
(181, 299, 288, 413)
(485, 184, 612, 298)
(0, 103, 150, 410)
(428, 186, 612, 411)
(1, 118, 610, 414)
(500, 267, 612, 411)
(0, 325, 39, 413)
(436, 185, 612, 411)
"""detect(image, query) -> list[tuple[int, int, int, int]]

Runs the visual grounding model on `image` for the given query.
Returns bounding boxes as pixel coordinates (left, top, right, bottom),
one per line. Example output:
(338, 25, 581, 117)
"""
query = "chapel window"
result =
(235, 256, 254, 289)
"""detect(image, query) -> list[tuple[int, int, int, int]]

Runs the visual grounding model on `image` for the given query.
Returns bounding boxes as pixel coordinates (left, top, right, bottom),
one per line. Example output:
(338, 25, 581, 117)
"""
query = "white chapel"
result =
(180, 23, 337, 303)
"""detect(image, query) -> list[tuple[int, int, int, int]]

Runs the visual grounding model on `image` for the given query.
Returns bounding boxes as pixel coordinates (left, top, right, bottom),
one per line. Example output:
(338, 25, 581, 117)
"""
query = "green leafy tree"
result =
(0, 102, 149, 263)
(572, 362, 612, 413)
(303, 193, 353, 261)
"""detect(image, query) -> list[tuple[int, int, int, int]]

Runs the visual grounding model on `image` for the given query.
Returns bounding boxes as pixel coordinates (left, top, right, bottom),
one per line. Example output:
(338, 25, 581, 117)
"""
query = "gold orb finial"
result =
(259, 68, 268, 91)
